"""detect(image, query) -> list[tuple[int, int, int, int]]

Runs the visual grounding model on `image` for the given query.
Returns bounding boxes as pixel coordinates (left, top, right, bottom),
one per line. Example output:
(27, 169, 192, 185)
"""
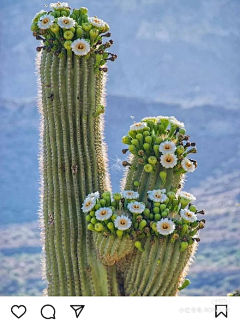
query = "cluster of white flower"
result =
(121, 190, 139, 200)
(147, 189, 167, 203)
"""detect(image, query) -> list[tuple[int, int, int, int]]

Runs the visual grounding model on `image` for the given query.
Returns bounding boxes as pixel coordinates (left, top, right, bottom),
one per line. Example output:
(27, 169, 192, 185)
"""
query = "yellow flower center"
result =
(63, 19, 69, 25)
(165, 155, 173, 163)
(133, 205, 140, 209)
(127, 192, 133, 195)
(86, 201, 91, 207)
(155, 194, 162, 199)
(186, 212, 192, 218)
(135, 123, 142, 127)
(120, 219, 127, 226)
(186, 162, 192, 168)
(161, 223, 170, 230)
(42, 18, 49, 24)
(100, 210, 107, 216)
(165, 145, 170, 150)
(77, 43, 85, 50)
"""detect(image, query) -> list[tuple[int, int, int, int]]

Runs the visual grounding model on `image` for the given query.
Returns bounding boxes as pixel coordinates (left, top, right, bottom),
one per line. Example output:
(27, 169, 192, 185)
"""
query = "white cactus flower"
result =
(181, 158, 196, 173)
(88, 16, 105, 28)
(121, 190, 139, 200)
(71, 39, 90, 56)
(159, 140, 176, 154)
(156, 218, 175, 235)
(50, 2, 69, 9)
(82, 197, 96, 213)
(180, 209, 197, 222)
(95, 207, 113, 221)
(148, 190, 168, 203)
(57, 16, 75, 29)
(37, 14, 55, 29)
(129, 122, 147, 131)
(127, 201, 145, 214)
(160, 153, 178, 168)
(179, 191, 196, 202)
(114, 215, 132, 230)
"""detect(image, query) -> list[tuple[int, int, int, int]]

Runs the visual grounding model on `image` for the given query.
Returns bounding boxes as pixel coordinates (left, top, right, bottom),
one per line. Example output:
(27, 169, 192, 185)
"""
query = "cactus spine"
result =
(33, 2, 204, 296)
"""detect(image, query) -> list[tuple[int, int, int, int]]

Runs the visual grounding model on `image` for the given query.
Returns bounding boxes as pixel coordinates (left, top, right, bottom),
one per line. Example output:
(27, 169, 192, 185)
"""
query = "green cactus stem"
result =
(33, 3, 204, 296)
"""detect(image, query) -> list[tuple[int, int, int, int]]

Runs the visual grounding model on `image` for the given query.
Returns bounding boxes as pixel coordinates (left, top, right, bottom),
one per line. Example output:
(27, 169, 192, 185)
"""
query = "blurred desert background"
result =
(0, 0, 240, 296)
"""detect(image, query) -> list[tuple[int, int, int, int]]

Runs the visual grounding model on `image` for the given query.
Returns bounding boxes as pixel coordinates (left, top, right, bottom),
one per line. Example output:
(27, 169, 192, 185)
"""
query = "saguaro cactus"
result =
(32, 2, 205, 296)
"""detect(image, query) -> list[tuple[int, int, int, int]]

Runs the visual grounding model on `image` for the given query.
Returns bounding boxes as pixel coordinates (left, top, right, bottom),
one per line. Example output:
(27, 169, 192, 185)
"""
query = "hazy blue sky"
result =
(1, 0, 240, 110)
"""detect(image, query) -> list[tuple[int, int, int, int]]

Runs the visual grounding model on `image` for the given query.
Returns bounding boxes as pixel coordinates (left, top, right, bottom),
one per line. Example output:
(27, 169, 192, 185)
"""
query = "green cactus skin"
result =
(34, 4, 203, 297)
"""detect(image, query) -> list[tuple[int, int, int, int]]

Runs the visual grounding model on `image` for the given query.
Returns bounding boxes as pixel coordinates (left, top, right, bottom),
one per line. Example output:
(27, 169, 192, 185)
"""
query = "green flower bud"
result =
(80, 7, 88, 15)
(54, 11, 61, 17)
(50, 23, 60, 33)
(151, 222, 157, 232)
(111, 201, 117, 208)
(122, 135, 132, 145)
(116, 230, 123, 239)
(81, 14, 89, 23)
(128, 144, 137, 155)
(143, 130, 150, 137)
(76, 27, 83, 38)
(160, 204, 166, 211)
(73, 9, 80, 17)
(179, 128, 186, 135)
(181, 224, 189, 236)
(70, 13, 77, 20)
(144, 208, 150, 218)
(189, 229, 198, 237)
(149, 213, 154, 220)
(136, 133, 143, 143)
(178, 279, 190, 291)
(90, 28, 99, 41)
(90, 210, 95, 217)
(95, 203, 101, 210)
(180, 241, 189, 252)
(61, 10, 68, 16)
(134, 181, 139, 187)
(188, 238, 194, 245)
(87, 223, 94, 231)
(191, 221, 198, 228)
(189, 205, 197, 213)
(153, 145, 160, 158)
(148, 156, 157, 165)
(102, 191, 110, 197)
(31, 23, 39, 31)
(139, 219, 147, 230)
(180, 197, 190, 208)
(153, 207, 160, 214)
(111, 213, 118, 221)
(159, 171, 167, 184)
(143, 143, 150, 151)
(113, 193, 121, 201)
(128, 130, 136, 139)
(167, 192, 176, 200)
(82, 22, 93, 31)
(144, 164, 153, 173)
(155, 136, 163, 144)
(134, 241, 144, 252)
(95, 222, 104, 232)
(86, 215, 91, 222)
(154, 202, 160, 207)
(64, 40, 72, 50)
(91, 217, 97, 225)
(171, 233, 179, 243)
(131, 139, 140, 148)
(107, 222, 114, 231)
(64, 30, 74, 40)
(145, 136, 152, 144)
(161, 210, 168, 218)
(154, 213, 161, 221)
(176, 145, 185, 155)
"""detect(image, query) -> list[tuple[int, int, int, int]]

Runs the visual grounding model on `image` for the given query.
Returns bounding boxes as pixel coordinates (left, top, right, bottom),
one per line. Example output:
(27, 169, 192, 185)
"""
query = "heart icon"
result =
(11, 305, 27, 319)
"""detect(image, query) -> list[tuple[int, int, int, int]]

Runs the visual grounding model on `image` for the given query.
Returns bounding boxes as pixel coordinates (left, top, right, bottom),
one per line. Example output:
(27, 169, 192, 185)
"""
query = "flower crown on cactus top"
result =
(122, 115, 197, 177)
(31, 2, 117, 72)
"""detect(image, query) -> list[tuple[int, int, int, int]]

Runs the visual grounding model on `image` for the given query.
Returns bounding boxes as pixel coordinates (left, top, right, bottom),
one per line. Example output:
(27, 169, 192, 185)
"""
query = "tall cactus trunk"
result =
(38, 50, 119, 295)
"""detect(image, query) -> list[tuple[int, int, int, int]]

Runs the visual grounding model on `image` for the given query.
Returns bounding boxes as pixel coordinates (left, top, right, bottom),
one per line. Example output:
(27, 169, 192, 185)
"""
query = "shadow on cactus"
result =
(32, 2, 205, 296)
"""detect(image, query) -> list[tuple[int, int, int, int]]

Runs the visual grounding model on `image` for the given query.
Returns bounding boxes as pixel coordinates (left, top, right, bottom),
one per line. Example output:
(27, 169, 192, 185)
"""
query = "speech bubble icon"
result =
(41, 305, 56, 319)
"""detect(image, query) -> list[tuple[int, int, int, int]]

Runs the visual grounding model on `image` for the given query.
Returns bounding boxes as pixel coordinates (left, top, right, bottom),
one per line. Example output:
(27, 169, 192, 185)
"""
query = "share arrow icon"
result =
(70, 305, 85, 318)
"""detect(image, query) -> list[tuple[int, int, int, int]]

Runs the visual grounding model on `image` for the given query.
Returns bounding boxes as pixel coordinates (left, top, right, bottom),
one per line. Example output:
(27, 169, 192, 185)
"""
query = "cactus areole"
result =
(32, 2, 205, 296)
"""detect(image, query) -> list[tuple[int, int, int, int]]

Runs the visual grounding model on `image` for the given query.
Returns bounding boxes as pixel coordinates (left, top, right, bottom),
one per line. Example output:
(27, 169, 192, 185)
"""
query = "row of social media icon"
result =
(11, 304, 85, 319)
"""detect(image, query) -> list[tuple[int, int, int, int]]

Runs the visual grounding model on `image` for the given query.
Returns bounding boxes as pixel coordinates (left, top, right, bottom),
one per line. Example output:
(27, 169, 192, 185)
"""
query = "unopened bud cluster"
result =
(122, 115, 197, 175)
(82, 188, 205, 251)
(31, 2, 117, 72)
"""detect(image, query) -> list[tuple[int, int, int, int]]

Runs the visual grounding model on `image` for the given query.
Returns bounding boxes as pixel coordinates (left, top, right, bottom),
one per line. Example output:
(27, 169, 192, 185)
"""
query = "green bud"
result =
(31, 23, 39, 31)
(188, 238, 194, 245)
(128, 130, 136, 139)
(153, 145, 160, 158)
(145, 136, 152, 144)
(81, 14, 89, 23)
(161, 210, 168, 218)
(151, 222, 157, 232)
(70, 14, 77, 20)
(143, 143, 150, 151)
(179, 128, 186, 135)
(64, 40, 72, 50)
(136, 133, 143, 143)
(131, 139, 140, 148)
(95, 222, 104, 232)
(178, 279, 190, 291)
(134, 181, 139, 187)
(159, 171, 167, 184)
(191, 221, 198, 228)
(89, 28, 99, 40)
(64, 30, 74, 40)
(167, 192, 175, 200)
(139, 219, 147, 230)
(181, 224, 189, 236)
(76, 27, 83, 38)
(107, 222, 114, 231)
(144, 164, 153, 173)
(154, 202, 160, 207)
(91, 217, 97, 225)
(180, 241, 189, 252)
(122, 135, 132, 145)
(129, 145, 137, 155)
(155, 136, 163, 144)
(171, 233, 179, 243)
(160, 204, 166, 211)
(111, 201, 117, 208)
(153, 207, 160, 214)
(149, 213, 154, 220)
(116, 230, 123, 239)
(189, 229, 198, 236)
(86, 215, 91, 222)
(134, 241, 144, 252)
(180, 197, 190, 208)
(143, 130, 150, 137)
(73, 9, 80, 17)
(154, 213, 161, 221)
(95, 203, 101, 210)
(50, 23, 60, 33)
(113, 193, 121, 201)
(82, 22, 93, 31)
(87, 223, 94, 231)
(176, 145, 185, 155)
(144, 208, 150, 218)
(189, 205, 197, 213)
(80, 7, 88, 15)
(102, 191, 111, 197)
(90, 211, 95, 217)
(148, 156, 157, 165)
(111, 213, 117, 221)
(61, 10, 68, 16)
